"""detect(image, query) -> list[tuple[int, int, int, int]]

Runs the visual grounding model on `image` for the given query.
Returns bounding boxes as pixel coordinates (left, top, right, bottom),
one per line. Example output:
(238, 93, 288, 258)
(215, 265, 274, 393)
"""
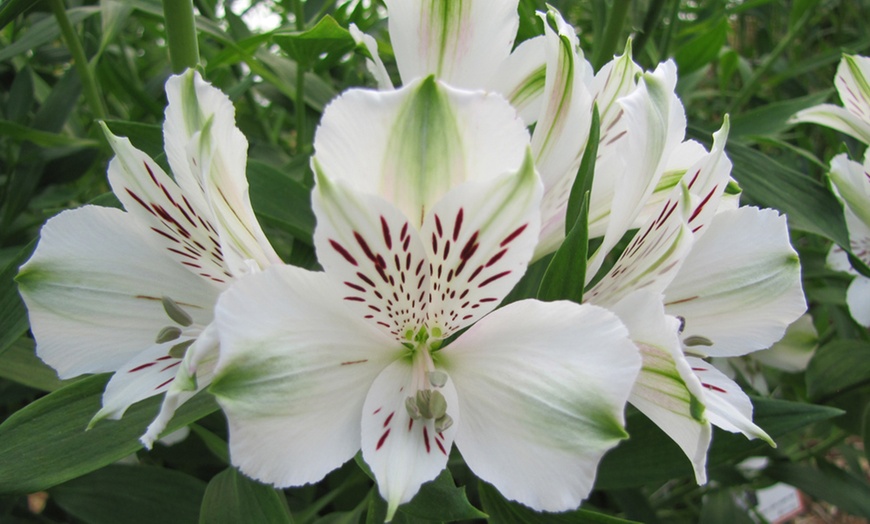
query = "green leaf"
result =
(718, 135, 850, 247)
(0, 374, 219, 494)
(595, 398, 843, 489)
(0, 0, 42, 31)
(274, 15, 356, 70)
(766, 460, 870, 518)
(863, 402, 870, 465)
(103, 120, 164, 160)
(398, 470, 488, 522)
(0, 119, 99, 148)
(199, 467, 293, 524)
(0, 338, 71, 392)
(537, 105, 599, 304)
(806, 340, 870, 402)
(674, 18, 728, 75)
(50, 465, 206, 524)
(479, 481, 638, 524)
(6, 66, 34, 123)
(730, 91, 832, 139)
(248, 160, 315, 245)
(189, 423, 230, 464)
(698, 489, 756, 524)
(0, 241, 36, 358)
(0, 7, 101, 62)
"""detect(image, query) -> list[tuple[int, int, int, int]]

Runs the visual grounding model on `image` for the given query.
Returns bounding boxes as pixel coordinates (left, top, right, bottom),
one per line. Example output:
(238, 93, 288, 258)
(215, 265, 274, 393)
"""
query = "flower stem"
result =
(294, 0, 308, 156)
(48, 0, 106, 120)
(593, 0, 631, 71)
(162, 0, 200, 73)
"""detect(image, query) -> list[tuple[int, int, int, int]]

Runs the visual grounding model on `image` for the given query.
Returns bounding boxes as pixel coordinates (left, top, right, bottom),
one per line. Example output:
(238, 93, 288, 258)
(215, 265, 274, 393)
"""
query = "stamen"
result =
(155, 326, 182, 343)
(162, 296, 193, 327)
(169, 339, 195, 359)
(684, 335, 713, 347)
(428, 371, 448, 388)
(405, 396, 422, 420)
(434, 414, 453, 433)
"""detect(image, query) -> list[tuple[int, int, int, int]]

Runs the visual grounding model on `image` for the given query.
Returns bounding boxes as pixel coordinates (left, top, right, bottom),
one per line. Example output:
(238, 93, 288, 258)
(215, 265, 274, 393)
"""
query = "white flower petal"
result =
(361, 359, 459, 520)
(790, 103, 870, 144)
(91, 340, 188, 425)
(421, 154, 542, 336)
(591, 42, 642, 128)
(488, 36, 547, 125)
(665, 208, 806, 357)
(349, 23, 394, 90)
(165, 70, 280, 273)
(103, 128, 233, 287)
(385, 0, 519, 88)
(312, 77, 531, 229)
(210, 265, 401, 487)
(835, 55, 870, 132)
(846, 276, 870, 327)
(17, 206, 219, 377)
(587, 61, 686, 277)
(830, 152, 870, 232)
(687, 358, 773, 444)
(610, 291, 711, 485)
(442, 300, 640, 512)
(312, 174, 431, 341)
(142, 323, 220, 448)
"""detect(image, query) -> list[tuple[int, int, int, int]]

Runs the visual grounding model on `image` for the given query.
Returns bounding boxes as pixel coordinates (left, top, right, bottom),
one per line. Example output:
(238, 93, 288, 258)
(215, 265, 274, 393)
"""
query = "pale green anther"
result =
(162, 296, 193, 327)
(431, 327, 442, 338)
(684, 336, 714, 347)
(416, 390, 434, 419)
(155, 326, 183, 344)
(405, 396, 422, 420)
(429, 390, 447, 420)
(169, 339, 195, 359)
(434, 414, 453, 433)
(429, 339, 443, 351)
(428, 370, 448, 388)
(404, 329, 414, 341)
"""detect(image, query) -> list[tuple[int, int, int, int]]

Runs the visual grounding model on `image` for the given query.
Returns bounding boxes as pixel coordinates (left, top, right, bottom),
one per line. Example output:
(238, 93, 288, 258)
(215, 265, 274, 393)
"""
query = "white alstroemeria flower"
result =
(209, 78, 641, 519)
(17, 70, 280, 447)
(790, 54, 870, 144)
(826, 151, 870, 325)
(585, 121, 806, 483)
(352, 3, 687, 259)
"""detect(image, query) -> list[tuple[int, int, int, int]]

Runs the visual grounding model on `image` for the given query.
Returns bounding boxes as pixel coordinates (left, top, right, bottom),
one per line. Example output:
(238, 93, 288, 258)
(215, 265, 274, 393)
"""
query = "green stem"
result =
(726, 8, 812, 113)
(658, 0, 681, 61)
(162, 0, 200, 73)
(633, 0, 666, 63)
(294, 0, 307, 155)
(593, 0, 631, 70)
(48, 0, 106, 120)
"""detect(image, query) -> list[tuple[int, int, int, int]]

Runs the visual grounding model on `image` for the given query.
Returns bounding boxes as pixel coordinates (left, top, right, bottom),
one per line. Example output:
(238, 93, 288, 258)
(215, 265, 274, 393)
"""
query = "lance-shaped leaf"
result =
(274, 15, 355, 69)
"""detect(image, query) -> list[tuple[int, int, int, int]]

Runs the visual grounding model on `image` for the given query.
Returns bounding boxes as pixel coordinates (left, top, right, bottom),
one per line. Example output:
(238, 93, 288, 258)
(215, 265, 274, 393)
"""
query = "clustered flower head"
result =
(17, 1, 808, 520)
(792, 54, 870, 327)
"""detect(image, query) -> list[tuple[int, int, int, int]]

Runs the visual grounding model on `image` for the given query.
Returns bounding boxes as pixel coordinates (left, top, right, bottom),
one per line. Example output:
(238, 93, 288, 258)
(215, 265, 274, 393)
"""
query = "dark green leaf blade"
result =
(0, 375, 219, 493)
(596, 398, 843, 489)
(51, 465, 206, 524)
(0, 240, 36, 358)
(273, 15, 356, 69)
(766, 460, 870, 518)
(479, 481, 638, 524)
(806, 340, 870, 402)
(199, 467, 293, 524)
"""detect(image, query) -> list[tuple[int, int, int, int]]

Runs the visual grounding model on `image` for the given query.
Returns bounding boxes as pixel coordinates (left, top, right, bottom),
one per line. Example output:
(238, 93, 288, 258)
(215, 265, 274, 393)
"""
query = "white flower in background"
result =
(352, 2, 688, 260)
(16, 70, 281, 447)
(584, 121, 806, 483)
(792, 54, 870, 327)
(826, 151, 870, 326)
(209, 77, 641, 519)
(791, 54, 870, 144)
(713, 314, 818, 396)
